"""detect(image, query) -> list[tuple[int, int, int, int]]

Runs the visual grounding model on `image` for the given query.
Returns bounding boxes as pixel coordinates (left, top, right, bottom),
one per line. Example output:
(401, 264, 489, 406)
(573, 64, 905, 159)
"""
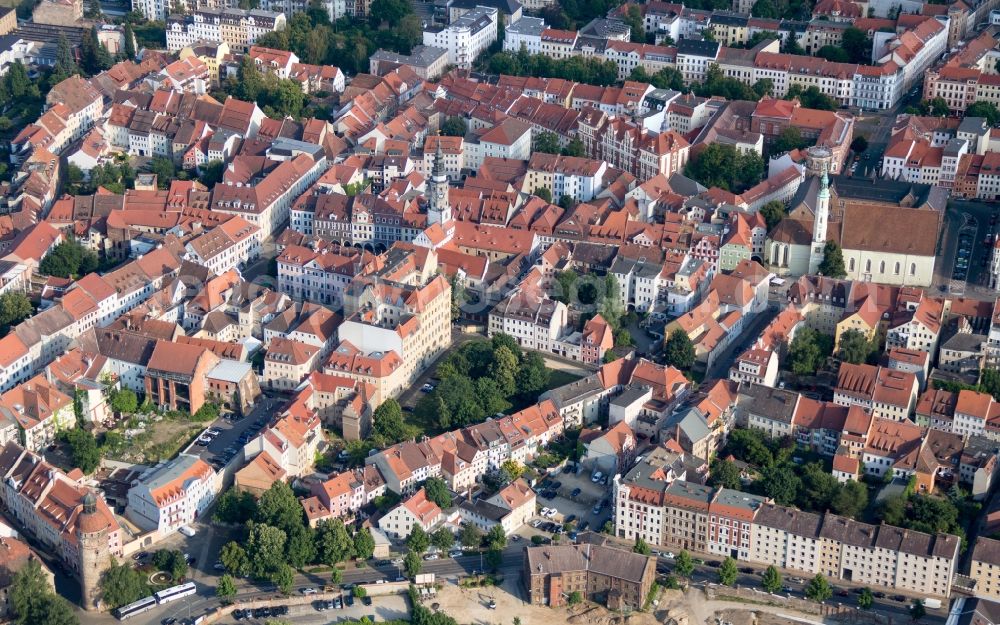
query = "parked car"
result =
(420, 383, 435, 392)
(300, 587, 318, 595)
(591, 471, 603, 483)
(570, 487, 581, 497)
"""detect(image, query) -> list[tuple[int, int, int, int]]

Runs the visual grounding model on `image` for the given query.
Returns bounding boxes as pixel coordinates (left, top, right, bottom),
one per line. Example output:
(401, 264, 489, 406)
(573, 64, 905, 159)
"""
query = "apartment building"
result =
(0, 442, 122, 610)
(0, 374, 74, 452)
(971, 537, 1000, 600)
(126, 454, 220, 535)
(164, 8, 286, 50)
(422, 6, 498, 69)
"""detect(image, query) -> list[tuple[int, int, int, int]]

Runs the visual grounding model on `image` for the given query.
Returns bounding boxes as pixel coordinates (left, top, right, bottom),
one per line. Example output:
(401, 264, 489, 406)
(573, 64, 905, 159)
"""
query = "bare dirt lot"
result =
(433, 578, 846, 625)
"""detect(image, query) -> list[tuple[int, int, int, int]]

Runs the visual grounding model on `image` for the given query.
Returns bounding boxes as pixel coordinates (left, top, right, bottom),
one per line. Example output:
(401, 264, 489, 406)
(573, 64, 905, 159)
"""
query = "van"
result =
(923, 599, 942, 610)
(178, 525, 196, 538)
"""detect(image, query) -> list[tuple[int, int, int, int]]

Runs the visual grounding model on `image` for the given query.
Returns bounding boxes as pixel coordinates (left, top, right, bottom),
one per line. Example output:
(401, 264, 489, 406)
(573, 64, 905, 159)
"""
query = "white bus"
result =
(155, 582, 197, 605)
(114, 596, 157, 620)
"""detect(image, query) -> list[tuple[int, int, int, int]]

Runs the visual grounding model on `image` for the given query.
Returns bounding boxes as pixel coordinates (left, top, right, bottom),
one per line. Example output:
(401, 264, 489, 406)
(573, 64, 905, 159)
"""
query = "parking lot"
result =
(222, 592, 409, 625)
(183, 395, 284, 470)
(522, 465, 614, 537)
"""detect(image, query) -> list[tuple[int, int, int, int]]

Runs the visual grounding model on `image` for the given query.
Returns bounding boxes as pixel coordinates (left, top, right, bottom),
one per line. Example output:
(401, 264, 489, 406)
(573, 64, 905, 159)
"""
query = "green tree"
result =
(805, 574, 832, 602)
(273, 563, 295, 594)
(256, 481, 303, 534)
(500, 459, 524, 482)
(423, 477, 452, 509)
(39, 239, 99, 278)
(787, 327, 830, 375)
(330, 568, 343, 585)
(838, 329, 876, 364)
(286, 524, 316, 567)
(440, 116, 468, 137)
(246, 524, 287, 579)
(759, 200, 786, 231)
(684, 142, 763, 193)
(10, 560, 78, 625)
(772, 126, 809, 154)
(220, 541, 250, 577)
(123, 22, 136, 60)
(486, 524, 507, 552)
(370, 0, 410, 25)
(967, 101, 1000, 125)
(99, 560, 149, 609)
(752, 0, 779, 16)
(353, 527, 376, 561)
(0, 291, 32, 327)
(708, 458, 741, 490)
(624, 4, 644, 42)
(489, 345, 519, 396)
(354, 585, 368, 598)
(373, 399, 408, 444)
(62, 428, 101, 474)
(674, 550, 694, 578)
(407, 525, 430, 554)
(515, 352, 550, 399)
(460, 523, 482, 549)
(761, 565, 782, 593)
(50, 34, 79, 85)
(718, 557, 738, 586)
(911, 599, 926, 621)
(850, 136, 869, 154)
(858, 587, 873, 609)
(213, 489, 257, 524)
(632, 536, 651, 555)
(404, 550, 422, 577)
(759, 466, 801, 505)
(875, 494, 907, 526)
(533, 186, 552, 202)
(315, 519, 354, 566)
(818, 240, 846, 278)
(841, 26, 871, 64)
(431, 527, 455, 552)
(533, 131, 561, 155)
(567, 590, 584, 605)
(921, 97, 949, 117)
(149, 157, 176, 189)
(663, 328, 696, 370)
(109, 388, 138, 414)
(216, 574, 237, 603)
(561, 137, 585, 157)
(981, 368, 1000, 400)
(816, 45, 849, 63)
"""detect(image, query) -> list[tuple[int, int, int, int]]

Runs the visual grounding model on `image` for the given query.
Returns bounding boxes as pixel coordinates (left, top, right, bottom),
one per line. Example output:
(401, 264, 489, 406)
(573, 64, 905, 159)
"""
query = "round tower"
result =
(77, 492, 111, 611)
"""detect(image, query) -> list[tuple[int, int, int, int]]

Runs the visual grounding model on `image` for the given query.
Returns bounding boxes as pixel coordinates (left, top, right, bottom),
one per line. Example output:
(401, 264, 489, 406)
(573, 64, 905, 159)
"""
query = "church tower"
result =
(808, 146, 832, 275)
(77, 492, 111, 611)
(428, 138, 451, 226)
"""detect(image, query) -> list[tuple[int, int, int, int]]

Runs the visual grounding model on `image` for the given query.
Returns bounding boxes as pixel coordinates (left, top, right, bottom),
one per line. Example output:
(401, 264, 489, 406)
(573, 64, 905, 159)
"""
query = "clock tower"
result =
(428, 137, 451, 226)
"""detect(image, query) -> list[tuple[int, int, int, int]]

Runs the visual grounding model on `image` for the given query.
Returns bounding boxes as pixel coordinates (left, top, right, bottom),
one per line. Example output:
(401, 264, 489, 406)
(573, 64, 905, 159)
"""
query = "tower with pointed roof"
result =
(808, 146, 832, 274)
(428, 137, 451, 226)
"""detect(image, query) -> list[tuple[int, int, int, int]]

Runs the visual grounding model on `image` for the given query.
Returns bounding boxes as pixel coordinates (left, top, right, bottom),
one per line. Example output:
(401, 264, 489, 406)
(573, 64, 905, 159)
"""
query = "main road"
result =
(77, 547, 527, 625)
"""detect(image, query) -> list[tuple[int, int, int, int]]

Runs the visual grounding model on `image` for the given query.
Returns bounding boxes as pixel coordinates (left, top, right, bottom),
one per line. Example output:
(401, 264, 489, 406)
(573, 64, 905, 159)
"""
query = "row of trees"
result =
(488, 48, 620, 87)
(684, 143, 765, 194)
(413, 334, 551, 431)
